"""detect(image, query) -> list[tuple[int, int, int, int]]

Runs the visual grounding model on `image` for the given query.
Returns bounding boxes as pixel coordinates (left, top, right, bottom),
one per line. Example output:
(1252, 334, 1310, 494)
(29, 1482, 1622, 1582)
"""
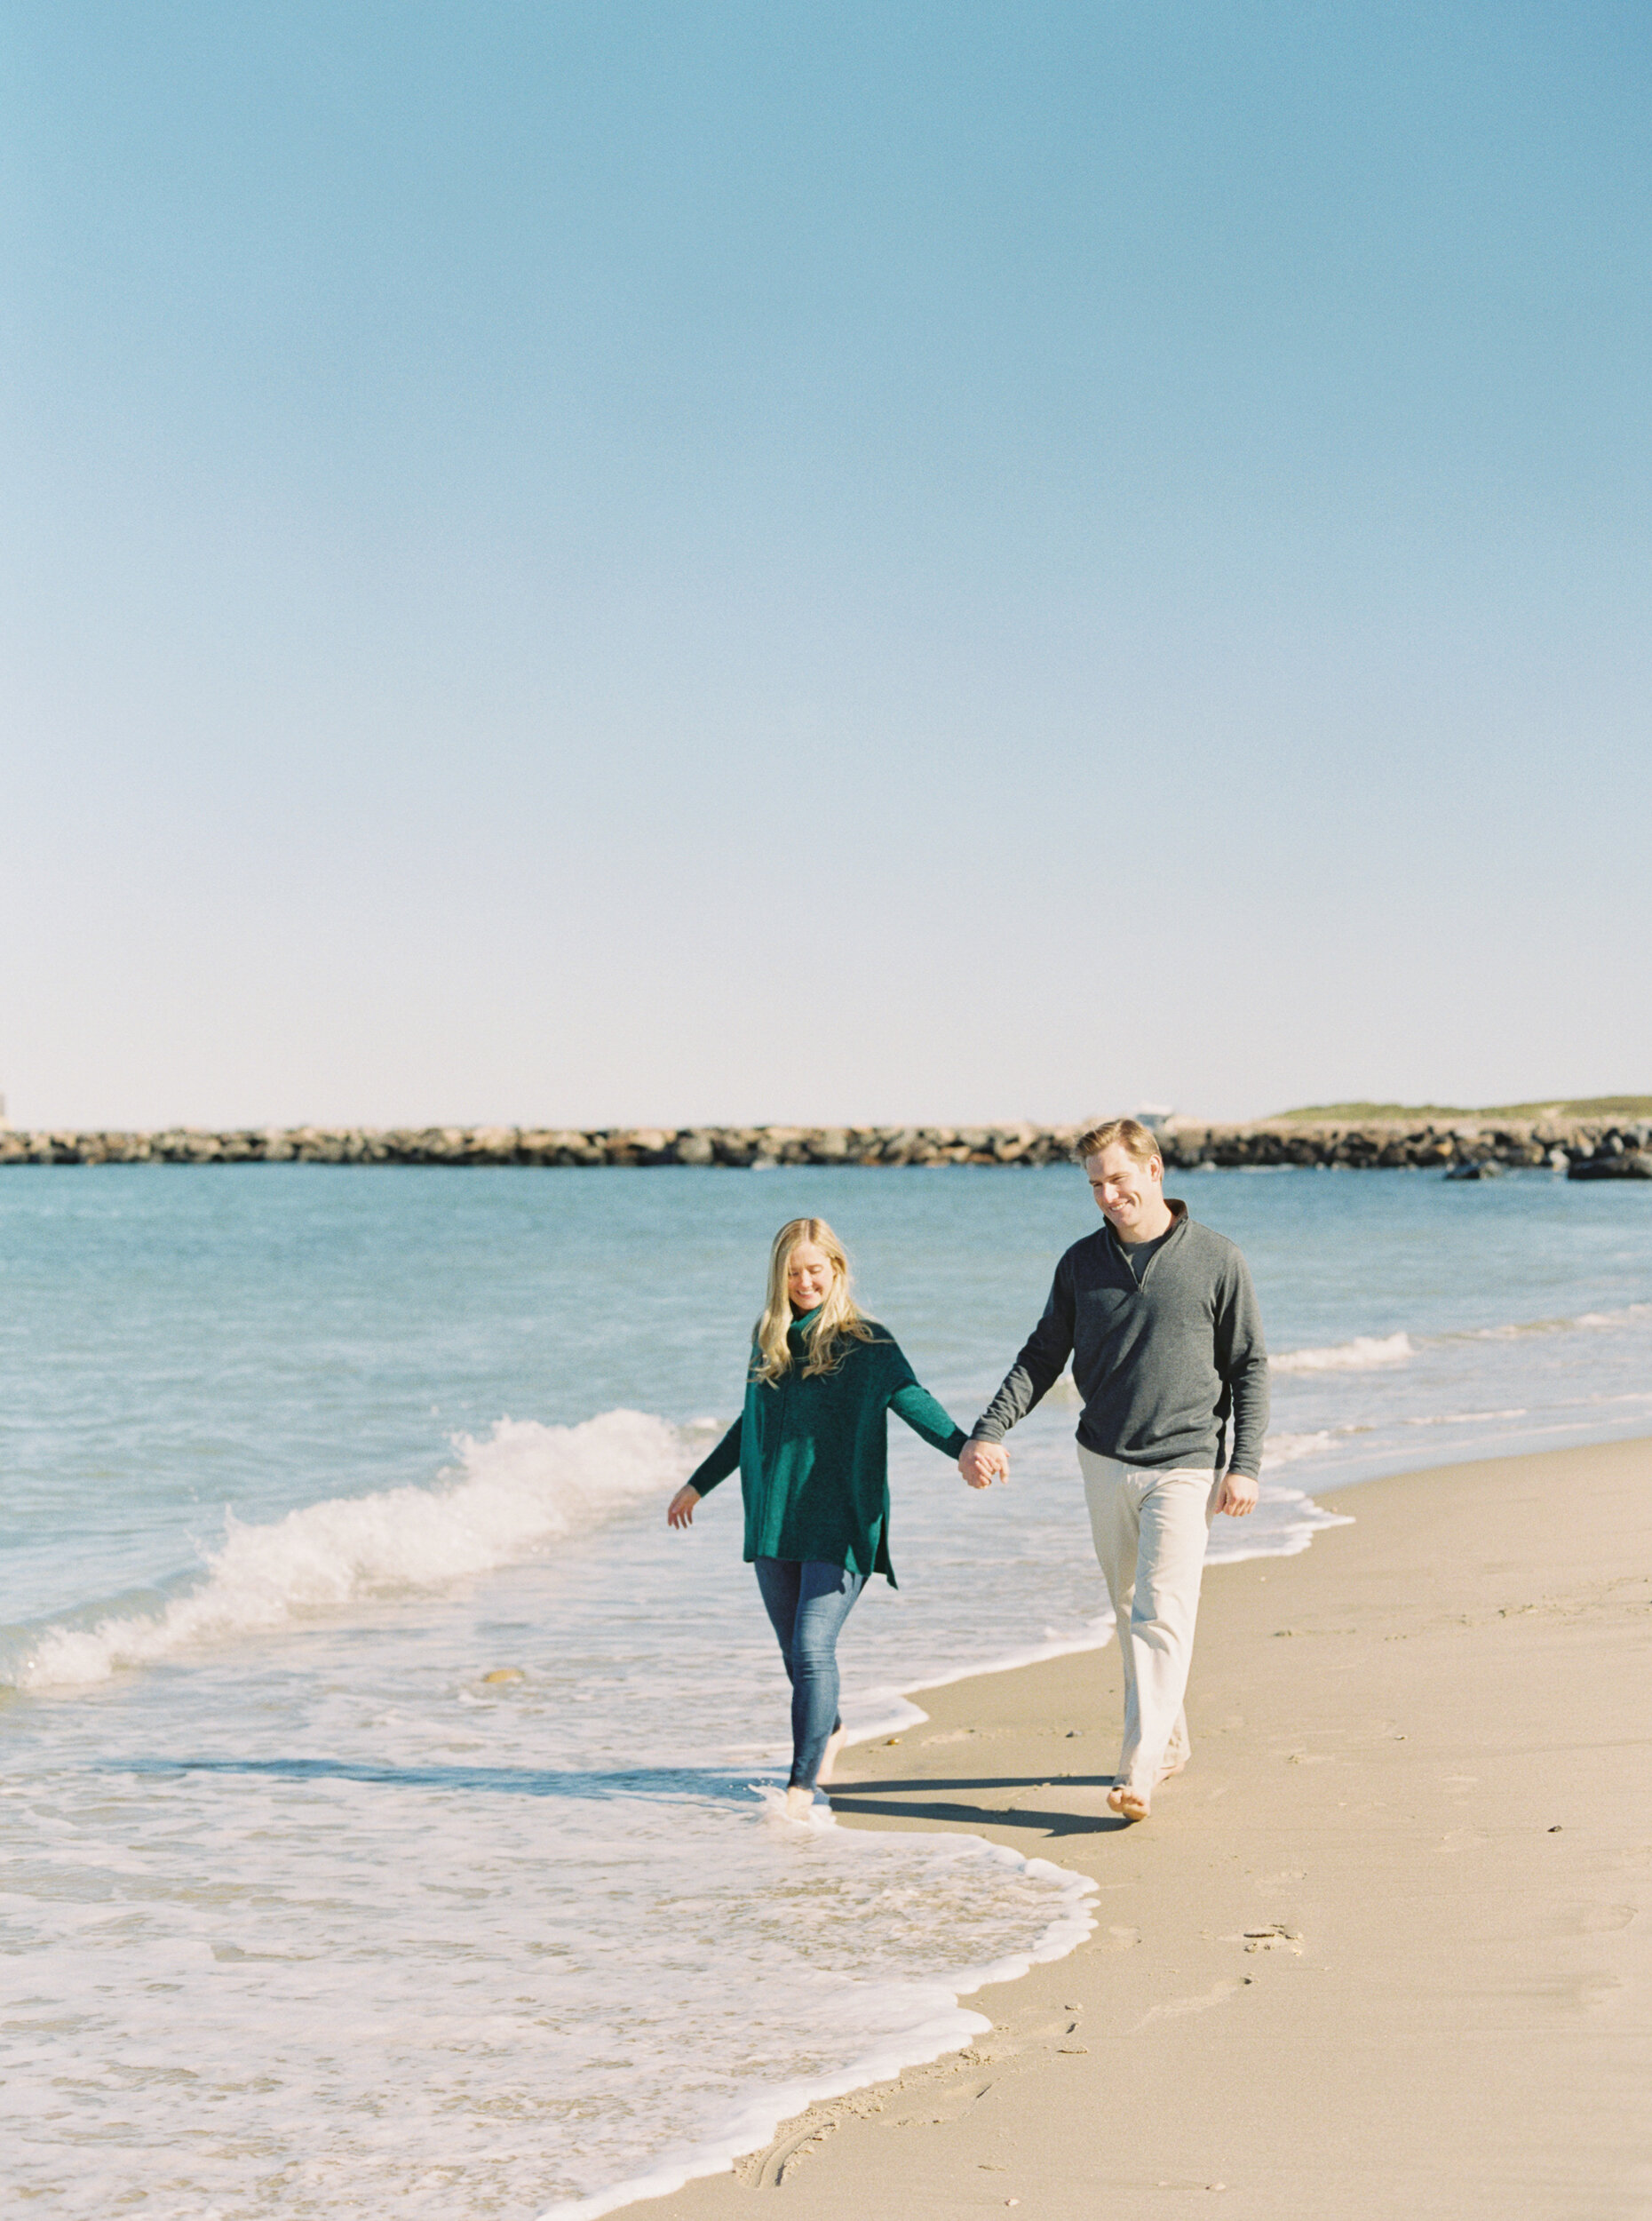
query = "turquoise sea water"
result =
(4, 1165, 1649, 2215)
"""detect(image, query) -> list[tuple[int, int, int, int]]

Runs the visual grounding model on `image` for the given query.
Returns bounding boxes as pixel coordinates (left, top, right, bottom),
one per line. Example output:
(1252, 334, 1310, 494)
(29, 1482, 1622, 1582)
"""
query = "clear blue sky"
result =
(4, 2, 1648, 1129)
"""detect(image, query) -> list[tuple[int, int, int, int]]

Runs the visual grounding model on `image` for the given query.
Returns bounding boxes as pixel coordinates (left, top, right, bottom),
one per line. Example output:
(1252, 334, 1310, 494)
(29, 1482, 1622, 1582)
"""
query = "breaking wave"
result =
(11, 1410, 693, 1692)
(1459, 1301, 1652, 1341)
(1274, 1303, 1652, 1374)
(1271, 1332, 1414, 1374)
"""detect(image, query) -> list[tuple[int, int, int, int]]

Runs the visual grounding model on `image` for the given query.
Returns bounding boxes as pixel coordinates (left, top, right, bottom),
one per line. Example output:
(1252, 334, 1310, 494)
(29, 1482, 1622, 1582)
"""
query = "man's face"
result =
(1085, 1142, 1164, 1238)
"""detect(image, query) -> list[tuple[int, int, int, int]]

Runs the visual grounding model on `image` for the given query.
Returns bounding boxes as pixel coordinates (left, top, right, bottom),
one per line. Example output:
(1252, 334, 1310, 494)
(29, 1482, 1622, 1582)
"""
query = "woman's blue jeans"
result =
(753, 1558, 868, 1790)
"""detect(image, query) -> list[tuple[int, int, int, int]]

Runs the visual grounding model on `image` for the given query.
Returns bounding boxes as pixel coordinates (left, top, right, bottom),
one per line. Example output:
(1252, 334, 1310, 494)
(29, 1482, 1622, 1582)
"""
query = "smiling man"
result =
(959, 1117, 1269, 1820)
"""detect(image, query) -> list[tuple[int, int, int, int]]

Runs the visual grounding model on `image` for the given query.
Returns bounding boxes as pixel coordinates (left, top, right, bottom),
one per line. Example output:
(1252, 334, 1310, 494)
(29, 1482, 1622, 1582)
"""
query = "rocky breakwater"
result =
(2, 1117, 1648, 1174)
(0, 1123, 1073, 1168)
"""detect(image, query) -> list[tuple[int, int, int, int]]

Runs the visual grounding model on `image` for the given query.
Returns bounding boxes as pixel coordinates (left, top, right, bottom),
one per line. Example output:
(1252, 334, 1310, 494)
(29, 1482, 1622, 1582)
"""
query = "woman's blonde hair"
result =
(752, 1217, 873, 1385)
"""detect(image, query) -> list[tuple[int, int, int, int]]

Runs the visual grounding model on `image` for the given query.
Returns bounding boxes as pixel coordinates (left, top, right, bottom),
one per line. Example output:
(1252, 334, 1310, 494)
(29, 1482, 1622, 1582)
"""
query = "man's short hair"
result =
(1074, 1116, 1162, 1167)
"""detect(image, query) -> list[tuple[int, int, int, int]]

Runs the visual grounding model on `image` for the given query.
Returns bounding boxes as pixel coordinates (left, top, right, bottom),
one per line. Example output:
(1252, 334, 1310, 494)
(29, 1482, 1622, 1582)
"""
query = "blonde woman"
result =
(668, 1217, 974, 1819)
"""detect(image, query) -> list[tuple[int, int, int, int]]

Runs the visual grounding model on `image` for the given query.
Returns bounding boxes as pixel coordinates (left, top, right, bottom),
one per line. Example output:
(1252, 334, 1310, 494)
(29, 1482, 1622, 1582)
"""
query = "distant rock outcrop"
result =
(1565, 1145, 1652, 1180)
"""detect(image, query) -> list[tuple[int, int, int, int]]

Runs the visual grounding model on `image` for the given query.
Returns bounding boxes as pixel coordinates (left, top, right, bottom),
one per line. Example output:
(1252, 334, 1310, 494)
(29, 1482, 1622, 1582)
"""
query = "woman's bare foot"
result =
(815, 1727, 847, 1786)
(784, 1785, 815, 1822)
(1107, 1785, 1150, 1821)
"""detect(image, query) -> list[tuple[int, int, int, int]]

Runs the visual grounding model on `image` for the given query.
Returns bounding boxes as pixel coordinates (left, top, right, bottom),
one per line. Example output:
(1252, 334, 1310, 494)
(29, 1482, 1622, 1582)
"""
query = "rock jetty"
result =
(2, 1116, 1648, 1175)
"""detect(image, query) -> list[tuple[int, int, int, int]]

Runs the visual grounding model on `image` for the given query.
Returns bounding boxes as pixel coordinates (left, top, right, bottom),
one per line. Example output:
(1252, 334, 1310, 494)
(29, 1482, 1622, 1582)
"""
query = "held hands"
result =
(958, 1439, 1009, 1490)
(1215, 1469, 1259, 1517)
(666, 1485, 701, 1529)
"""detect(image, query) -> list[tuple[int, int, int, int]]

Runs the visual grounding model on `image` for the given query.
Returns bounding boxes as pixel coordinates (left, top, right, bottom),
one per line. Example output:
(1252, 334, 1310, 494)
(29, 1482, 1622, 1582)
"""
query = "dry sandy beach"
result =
(639, 1437, 1651, 2221)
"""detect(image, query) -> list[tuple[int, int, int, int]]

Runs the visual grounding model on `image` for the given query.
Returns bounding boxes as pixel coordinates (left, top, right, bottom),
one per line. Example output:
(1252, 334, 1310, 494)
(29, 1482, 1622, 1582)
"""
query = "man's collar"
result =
(1105, 1197, 1187, 1253)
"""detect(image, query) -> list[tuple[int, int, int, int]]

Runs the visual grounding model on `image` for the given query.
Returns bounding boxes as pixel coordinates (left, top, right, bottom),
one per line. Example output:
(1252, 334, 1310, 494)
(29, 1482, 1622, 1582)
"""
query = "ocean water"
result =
(4, 1163, 1649, 2217)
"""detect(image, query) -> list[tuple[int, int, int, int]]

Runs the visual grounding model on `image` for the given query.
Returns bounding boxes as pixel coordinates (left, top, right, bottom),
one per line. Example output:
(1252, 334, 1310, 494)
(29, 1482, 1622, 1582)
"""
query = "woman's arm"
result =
(667, 1413, 743, 1528)
(888, 1381, 969, 1460)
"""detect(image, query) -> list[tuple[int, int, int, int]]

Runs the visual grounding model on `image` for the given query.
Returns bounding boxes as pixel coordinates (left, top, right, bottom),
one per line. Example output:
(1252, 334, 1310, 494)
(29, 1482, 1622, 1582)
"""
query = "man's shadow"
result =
(827, 1773, 1130, 1837)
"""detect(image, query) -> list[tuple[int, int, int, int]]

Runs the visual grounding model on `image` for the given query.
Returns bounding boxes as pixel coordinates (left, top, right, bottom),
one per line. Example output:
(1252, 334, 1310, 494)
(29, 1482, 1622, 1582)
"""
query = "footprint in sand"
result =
(1241, 1924, 1303, 1954)
(1133, 1978, 1250, 2028)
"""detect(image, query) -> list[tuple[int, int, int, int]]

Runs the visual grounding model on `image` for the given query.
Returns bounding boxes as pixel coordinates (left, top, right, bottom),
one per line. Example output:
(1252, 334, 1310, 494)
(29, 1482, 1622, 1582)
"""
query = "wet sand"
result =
(636, 1436, 1652, 2220)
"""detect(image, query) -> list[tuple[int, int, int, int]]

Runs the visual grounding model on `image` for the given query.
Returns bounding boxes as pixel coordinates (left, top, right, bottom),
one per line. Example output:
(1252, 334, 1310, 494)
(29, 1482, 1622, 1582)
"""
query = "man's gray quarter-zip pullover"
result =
(970, 1200, 1269, 1477)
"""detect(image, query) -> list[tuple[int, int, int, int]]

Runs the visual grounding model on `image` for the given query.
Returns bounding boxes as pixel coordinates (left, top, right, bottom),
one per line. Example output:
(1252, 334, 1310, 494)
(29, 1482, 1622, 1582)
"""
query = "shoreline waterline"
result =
(533, 1829, 1099, 2221)
(531, 1461, 1361, 2221)
(625, 1432, 1652, 2221)
(557, 1420, 1605, 2221)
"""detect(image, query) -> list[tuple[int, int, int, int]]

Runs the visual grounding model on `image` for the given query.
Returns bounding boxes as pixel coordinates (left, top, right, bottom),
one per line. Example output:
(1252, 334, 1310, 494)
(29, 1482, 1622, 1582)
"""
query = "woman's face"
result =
(786, 1241, 836, 1313)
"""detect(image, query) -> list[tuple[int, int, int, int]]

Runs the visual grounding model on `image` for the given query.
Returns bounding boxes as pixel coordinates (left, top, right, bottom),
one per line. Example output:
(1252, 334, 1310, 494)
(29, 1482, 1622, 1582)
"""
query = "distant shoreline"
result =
(3, 1114, 1648, 1174)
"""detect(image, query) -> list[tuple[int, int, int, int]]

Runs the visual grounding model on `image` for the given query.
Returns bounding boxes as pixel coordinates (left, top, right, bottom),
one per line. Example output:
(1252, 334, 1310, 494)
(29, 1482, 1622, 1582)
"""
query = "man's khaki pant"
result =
(1078, 1450, 1221, 1800)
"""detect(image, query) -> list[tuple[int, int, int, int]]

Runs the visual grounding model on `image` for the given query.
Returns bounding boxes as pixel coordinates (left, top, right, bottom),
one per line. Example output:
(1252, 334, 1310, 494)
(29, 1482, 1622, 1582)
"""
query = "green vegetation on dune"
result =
(1272, 1103, 1471, 1122)
(1270, 1096, 1652, 1125)
(1481, 1097, 1652, 1119)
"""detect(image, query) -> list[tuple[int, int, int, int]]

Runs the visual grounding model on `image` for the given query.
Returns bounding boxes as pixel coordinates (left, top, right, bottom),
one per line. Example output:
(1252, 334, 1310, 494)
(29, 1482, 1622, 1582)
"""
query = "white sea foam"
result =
(5, 1720, 1094, 2221)
(15, 1410, 691, 1691)
(535, 1839, 1097, 2221)
(1271, 1331, 1414, 1373)
(1402, 1407, 1528, 1427)
(1260, 1429, 1341, 1468)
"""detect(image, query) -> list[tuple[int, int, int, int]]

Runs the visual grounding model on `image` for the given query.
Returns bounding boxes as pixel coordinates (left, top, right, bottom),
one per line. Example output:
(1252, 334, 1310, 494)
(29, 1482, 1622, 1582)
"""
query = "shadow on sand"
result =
(827, 1774, 1130, 1838)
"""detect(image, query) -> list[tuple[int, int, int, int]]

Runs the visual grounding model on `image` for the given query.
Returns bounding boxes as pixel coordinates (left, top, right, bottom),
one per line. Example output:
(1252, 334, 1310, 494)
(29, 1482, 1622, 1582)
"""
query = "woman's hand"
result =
(667, 1485, 702, 1529)
(958, 1440, 1009, 1489)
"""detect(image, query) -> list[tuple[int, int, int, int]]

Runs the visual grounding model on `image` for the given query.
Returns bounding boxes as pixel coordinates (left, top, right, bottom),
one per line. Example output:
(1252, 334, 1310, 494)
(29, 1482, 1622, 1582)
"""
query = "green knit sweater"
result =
(685, 1310, 968, 1584)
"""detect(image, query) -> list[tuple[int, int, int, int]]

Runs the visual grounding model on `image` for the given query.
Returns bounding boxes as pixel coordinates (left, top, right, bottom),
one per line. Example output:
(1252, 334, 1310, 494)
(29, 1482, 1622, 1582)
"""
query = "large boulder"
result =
(1569, 1150, 1652, 1180)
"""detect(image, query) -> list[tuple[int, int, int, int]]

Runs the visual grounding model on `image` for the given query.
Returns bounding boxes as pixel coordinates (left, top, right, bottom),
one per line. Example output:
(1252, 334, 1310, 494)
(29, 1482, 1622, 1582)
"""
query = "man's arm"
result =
(1214, 1253, 1269, 1514)
(967, 1264, 1077, 1450)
